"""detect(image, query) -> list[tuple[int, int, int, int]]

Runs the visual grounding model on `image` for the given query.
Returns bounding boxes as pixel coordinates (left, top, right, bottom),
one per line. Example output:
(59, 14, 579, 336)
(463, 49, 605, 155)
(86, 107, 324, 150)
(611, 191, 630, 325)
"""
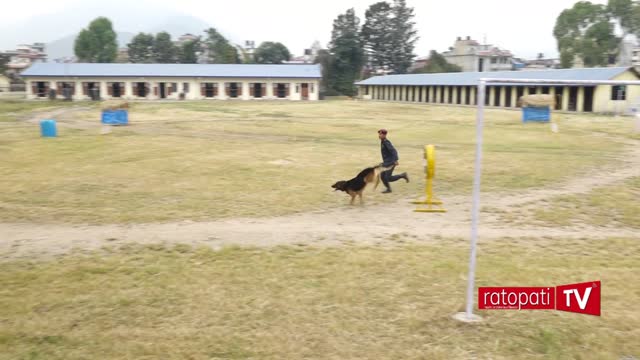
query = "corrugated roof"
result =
(356, 67, 637, 86)
(21, 63, 322, 78)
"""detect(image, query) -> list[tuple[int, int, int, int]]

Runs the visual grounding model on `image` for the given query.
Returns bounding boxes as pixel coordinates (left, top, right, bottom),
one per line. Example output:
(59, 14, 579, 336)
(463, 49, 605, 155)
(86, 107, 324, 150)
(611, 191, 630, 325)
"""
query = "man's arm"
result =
(385, 140, 399, 163)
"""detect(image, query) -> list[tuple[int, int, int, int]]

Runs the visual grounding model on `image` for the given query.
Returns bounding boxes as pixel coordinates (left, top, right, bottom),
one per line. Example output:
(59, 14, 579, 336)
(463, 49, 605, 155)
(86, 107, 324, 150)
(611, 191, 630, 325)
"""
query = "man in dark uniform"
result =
(378, 129, 409, 193)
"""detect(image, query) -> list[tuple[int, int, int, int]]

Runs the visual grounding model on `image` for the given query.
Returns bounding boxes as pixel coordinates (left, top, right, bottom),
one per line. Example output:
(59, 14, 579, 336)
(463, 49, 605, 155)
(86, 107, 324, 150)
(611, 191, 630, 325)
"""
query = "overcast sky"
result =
(0, 0, 609, 59)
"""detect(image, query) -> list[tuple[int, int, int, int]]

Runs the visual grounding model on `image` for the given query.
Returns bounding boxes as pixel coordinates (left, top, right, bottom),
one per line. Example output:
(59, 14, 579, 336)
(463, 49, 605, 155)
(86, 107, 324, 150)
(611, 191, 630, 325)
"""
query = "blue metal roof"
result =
(21, 63, 322, 79)
(356, 67, 638, 86)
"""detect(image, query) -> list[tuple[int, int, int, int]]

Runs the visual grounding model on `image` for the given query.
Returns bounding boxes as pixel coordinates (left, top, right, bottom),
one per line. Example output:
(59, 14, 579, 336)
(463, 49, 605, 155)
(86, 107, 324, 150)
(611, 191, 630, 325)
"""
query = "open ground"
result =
(0, 99, 638, 359)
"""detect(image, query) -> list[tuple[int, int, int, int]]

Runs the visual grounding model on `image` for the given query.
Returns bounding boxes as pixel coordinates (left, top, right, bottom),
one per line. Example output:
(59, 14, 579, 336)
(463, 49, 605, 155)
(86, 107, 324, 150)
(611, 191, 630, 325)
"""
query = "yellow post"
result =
(412, 144, 446, 212)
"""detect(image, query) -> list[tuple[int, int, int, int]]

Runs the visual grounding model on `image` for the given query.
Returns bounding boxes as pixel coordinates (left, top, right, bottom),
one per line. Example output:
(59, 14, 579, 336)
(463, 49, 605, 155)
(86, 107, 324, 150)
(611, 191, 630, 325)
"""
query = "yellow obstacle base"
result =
(412, 144, 447, 213)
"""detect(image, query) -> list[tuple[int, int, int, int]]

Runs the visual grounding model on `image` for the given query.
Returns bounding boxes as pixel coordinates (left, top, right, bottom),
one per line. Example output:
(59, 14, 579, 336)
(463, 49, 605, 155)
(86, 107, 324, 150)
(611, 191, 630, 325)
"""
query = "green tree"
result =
(0, 53, 11, 76)
(153, 32, 177, 63)
(253, 42, 291, 64)
(203, 28, 240, 64)
(73, 17, 118, 63)
(178, 38, 201, 64)
(361, 0, 418, 74)
(608, 0, 639, 35)
(390, 0, 418, 74)
(314, 49, 334, 95)
(361, 2, 394, 70)
(127, 33, 155, 63)
(553, 1, 619, 68)
(329, 8, 364, 96)
(411, 50, 462, 74)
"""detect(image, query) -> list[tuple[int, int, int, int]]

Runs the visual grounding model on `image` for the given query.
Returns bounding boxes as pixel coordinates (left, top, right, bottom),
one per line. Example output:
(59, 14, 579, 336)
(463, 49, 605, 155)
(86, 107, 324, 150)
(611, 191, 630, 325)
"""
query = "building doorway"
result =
(111, 83, 122, 98)
(301, 83, 309, 100)
(505, 87, 512, 107)
(516, 87, 524, 107)
(554, 86, 563, 110)
(583, 86, 594, 112)
(253, 83, 263, 98)
(36, 82, 47, 97)
(159, 83, 167, 99)
(229, 83, 239, 98)
(568, 87, 578, 111)
(135, 82, 147, 97)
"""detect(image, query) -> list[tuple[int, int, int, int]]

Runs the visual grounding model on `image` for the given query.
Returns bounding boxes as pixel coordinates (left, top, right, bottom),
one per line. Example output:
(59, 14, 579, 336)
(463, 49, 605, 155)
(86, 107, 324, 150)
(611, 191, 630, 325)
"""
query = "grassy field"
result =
(0, 100, 633, 223)
(1, 99, 638, 359)
(531, 176, 640, 228)
(0, 237, 638, 359)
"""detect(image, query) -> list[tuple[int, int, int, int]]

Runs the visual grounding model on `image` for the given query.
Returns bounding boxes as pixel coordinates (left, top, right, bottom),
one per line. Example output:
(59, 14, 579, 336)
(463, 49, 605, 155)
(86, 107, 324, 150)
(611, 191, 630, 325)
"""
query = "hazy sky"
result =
(0, 0, 609, 59)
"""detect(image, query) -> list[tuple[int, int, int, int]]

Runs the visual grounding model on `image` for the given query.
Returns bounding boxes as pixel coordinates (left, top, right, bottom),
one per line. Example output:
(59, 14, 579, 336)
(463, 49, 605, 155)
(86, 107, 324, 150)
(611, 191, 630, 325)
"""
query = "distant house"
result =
(284, 41, 324, 64)
(21, 63, 321, 101)
(443, 36, 514, 72)
(523, 58, 560, 70)
(408, 56, 429, 73)
(5, 43, 47, 73)
(355, 67, 640, 114)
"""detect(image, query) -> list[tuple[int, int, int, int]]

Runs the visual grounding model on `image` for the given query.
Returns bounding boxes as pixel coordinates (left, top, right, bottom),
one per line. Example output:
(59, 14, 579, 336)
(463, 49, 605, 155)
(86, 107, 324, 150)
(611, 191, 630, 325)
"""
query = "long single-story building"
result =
(21, 63, 321, 101)
(355, 67, 640, 113)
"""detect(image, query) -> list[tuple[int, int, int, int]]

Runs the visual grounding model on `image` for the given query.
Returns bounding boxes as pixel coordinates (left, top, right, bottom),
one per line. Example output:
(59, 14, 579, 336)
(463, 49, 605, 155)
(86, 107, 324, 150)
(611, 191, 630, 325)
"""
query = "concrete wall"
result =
(359, 74, 640, 114)
(593, 70, 640, 113)
(25, 77, 320, 101)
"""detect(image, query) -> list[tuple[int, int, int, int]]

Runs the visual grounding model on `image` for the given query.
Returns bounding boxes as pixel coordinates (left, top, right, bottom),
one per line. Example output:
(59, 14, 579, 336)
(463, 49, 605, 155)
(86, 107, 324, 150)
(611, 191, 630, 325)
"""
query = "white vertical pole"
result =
(465, 80, 486, 319)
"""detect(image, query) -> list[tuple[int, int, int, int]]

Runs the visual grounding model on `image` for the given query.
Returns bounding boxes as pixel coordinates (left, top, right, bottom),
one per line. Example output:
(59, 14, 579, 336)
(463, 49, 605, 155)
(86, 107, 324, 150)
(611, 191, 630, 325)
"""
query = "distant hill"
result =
(0, 0, 229, 60)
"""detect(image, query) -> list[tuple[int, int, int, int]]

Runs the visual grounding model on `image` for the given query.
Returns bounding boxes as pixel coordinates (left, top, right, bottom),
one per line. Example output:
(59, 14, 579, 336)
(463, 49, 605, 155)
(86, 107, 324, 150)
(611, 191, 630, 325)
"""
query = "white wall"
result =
(25, 77, 321, 101)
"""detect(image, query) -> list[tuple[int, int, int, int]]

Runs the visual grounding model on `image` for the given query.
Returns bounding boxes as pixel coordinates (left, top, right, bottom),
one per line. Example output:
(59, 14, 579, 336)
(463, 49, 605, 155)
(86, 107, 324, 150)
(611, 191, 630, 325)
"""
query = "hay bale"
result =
(101, 100, 129, 111)
(519, 94, 555, 107)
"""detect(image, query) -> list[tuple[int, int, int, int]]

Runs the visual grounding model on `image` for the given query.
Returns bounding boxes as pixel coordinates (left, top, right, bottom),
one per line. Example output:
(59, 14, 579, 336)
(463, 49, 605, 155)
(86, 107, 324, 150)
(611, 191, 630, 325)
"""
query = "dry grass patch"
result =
(0, 100, 631, 224)
(0, 237, 638, 359)
(531, 176, 640, 228)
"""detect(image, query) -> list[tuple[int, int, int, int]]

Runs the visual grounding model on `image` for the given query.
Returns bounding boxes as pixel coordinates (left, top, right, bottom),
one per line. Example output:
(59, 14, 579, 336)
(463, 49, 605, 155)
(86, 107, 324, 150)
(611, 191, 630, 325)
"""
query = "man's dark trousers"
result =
(381, 165, 403, 189)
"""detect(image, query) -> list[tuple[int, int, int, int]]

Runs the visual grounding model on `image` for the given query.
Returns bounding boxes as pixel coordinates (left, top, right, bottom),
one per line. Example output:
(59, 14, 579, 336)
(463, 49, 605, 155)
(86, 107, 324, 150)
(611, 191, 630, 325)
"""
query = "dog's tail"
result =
(372, 164, 393, 190)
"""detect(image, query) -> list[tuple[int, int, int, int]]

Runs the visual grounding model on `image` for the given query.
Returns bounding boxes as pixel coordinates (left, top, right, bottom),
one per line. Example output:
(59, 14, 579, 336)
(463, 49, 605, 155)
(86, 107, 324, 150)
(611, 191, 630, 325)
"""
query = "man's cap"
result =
(378, 129, 388, 134)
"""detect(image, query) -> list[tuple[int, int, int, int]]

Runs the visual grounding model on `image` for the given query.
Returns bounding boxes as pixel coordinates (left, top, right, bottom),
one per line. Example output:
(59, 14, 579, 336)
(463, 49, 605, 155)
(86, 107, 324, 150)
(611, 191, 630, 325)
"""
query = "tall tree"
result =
(254, 42, 291, 64)
(411, 50, 462, 74)
(329, 8, 365, 96)
(0, 52, 11, 76)
(127, 33, 155, 63)
(153, 32, 177, 63)
(314, 49, 334, 95)
(361, 0, 418, 74)
(74, 17, 118, 63)
(203, 28, 240, 64)
(178, 38, 201, 64)
(390, 0, 418, 74)
(608, 0, 639, 36)
(361, 2, 394, 71)
(553, 1, 619, 68)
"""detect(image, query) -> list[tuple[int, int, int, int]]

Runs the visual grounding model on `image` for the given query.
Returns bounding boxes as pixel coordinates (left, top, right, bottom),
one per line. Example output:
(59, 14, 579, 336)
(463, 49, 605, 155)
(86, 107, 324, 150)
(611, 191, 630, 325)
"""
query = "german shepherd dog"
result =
(331, 165, 390, 205)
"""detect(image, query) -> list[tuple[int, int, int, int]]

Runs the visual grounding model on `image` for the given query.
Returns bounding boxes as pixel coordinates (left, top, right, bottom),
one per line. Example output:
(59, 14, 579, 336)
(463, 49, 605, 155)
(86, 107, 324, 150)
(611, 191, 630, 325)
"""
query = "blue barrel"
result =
(40, 119, 57, 137)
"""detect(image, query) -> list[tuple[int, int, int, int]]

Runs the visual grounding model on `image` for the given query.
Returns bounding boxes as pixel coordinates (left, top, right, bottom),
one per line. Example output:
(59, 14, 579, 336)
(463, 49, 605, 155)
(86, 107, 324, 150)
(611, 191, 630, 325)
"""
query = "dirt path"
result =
(1, 108, 638, 259)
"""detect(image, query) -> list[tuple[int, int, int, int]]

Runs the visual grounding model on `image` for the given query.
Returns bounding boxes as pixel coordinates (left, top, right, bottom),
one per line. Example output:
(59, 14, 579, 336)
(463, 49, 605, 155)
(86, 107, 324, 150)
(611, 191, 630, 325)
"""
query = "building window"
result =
(183, 83, 189, 93)
(611, 85, 626, 100)
(491, 57, 497, 64)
